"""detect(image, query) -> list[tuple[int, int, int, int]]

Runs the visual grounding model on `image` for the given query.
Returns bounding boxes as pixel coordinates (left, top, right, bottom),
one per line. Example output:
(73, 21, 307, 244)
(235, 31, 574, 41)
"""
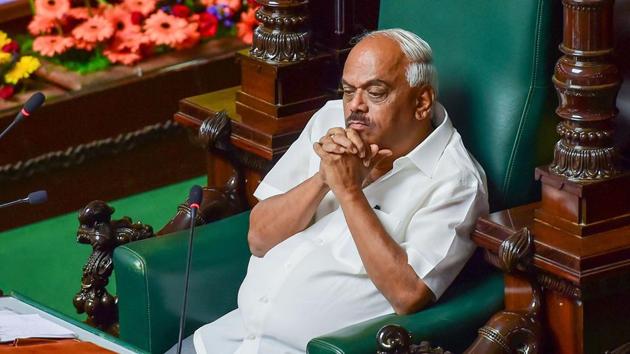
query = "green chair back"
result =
(379, 0, 561, 210)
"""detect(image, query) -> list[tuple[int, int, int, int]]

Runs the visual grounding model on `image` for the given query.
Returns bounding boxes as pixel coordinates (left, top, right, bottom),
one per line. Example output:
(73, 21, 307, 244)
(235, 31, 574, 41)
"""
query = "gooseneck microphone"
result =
(0, 92, 46, 142)
(176, 185, 203, 354)
(0, 190, 48, 209)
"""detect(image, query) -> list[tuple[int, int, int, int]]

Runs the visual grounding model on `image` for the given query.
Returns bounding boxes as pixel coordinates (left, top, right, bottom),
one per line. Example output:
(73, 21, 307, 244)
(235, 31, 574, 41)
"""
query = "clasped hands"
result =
(313, 127, 392, 197)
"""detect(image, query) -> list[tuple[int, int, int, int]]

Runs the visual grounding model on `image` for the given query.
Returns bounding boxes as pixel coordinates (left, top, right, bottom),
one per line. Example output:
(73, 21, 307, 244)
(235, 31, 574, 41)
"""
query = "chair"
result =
(113, 0, 561, 352)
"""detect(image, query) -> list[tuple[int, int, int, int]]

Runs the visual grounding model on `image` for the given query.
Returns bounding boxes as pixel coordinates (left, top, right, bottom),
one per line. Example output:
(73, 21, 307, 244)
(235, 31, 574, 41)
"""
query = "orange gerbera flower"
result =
(103, 48, 142, 65)
(173, 22, 200, 50)
(236, 7, 258, 45)
(66, 7, 90, 20)
(74, 39, 97, 51)
(201, 0, 241, 11)
(122, 0, 157, 16)
(28, 15, 56, 35)
(111, 31, 148, 52)
(34, 0, 71, 19)
(72, 16, 115, 43)
(143, 11, 188, 47)
(32, 35, 74, 56)
(103, 5, 140, 34)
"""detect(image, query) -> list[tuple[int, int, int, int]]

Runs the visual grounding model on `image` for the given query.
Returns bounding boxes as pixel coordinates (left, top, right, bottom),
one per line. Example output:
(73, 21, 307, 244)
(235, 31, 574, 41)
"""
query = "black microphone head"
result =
(188, 185, 203, 206)
(23, 92, 46, 114)
(27, 190, 48, 205)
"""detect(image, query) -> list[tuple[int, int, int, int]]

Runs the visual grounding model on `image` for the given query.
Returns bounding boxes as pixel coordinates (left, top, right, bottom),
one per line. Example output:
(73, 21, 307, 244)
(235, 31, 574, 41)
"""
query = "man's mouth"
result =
(347, 120, 369, 131)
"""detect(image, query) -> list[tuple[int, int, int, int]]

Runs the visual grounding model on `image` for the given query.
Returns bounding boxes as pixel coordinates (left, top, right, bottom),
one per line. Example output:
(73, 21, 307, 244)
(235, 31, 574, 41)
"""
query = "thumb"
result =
(363, 144, 380, 167)
(368, 148, 393, 169)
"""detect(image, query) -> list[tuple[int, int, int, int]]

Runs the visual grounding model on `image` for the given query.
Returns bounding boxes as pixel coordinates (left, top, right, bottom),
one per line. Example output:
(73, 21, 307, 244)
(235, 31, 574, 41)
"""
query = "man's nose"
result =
(348, 90, 368, 112)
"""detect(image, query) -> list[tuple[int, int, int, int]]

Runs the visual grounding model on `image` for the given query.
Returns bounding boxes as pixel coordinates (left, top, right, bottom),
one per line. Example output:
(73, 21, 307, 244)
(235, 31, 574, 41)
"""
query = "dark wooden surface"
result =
(0, 38, 245, 231)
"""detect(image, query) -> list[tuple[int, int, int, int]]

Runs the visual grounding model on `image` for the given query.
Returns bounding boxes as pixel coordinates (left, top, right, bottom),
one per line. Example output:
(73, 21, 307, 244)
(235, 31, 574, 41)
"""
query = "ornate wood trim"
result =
(465, 228, 544, 354)
(550, 0, 621, 180)
(74, 200, 154, 334)
(0, 120, 181, 182)
(251, 0, 311, 62)
(158, 111, 251, 234)
(376, 324, 452, 354)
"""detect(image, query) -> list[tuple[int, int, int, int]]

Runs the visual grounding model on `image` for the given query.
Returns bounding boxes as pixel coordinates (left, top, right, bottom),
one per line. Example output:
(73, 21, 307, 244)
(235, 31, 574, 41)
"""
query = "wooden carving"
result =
(465, 228, 543, 354)
(550, 0, 621, 180)
(376, 324, 452, 354)
(74, 200, 154, 334)
(251, 0, 310, 62)
(159, 111, 248, 235)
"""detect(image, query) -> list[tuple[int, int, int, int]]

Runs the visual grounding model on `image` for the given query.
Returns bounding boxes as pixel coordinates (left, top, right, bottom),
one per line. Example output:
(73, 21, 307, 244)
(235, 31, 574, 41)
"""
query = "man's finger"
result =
(331, 135, 357, 154)
(321, 141, 346, 154)
(345, 129, 366, 158)
(313, 142, 327, 159)
(325, 127, 346, 138)
(363, 144, 380, 167)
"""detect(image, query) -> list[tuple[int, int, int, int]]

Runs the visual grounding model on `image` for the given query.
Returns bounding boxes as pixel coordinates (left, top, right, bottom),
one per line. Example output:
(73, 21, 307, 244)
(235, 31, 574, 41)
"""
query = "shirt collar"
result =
(396, 102, 454, 178)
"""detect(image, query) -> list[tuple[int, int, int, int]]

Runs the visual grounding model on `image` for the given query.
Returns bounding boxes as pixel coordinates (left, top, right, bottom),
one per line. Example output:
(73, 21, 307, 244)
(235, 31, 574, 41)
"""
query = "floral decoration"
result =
(0, 31, 41, 99)
(24, 0, 261, 73)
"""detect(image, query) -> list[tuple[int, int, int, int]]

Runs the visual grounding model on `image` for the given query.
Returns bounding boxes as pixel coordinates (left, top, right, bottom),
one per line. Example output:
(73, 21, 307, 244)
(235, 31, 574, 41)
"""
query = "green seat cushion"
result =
(0, 175, 205, 321)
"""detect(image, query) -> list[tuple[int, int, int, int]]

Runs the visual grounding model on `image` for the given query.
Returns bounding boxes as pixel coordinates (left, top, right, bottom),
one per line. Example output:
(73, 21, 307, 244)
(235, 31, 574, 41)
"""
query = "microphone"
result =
(0, 92, 46, 142)
(176, 185, 203, 354)
(0, 190, 48, 209)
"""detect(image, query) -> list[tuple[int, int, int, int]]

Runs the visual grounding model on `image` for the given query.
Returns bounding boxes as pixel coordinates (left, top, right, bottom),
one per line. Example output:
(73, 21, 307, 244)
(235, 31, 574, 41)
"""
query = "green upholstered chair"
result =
(113, 0, 561, 352)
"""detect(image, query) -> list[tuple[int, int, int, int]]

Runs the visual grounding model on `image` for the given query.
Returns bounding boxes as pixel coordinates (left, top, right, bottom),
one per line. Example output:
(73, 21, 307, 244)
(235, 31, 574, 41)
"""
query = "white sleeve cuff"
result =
(253, 181, 285, 201)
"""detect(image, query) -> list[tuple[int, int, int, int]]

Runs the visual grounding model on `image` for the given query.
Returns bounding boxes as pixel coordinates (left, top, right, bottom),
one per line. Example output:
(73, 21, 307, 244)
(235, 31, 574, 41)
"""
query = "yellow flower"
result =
(0, 51, 11, 65)
(0, 31, 10, 48)
(4, 56, 41, 85)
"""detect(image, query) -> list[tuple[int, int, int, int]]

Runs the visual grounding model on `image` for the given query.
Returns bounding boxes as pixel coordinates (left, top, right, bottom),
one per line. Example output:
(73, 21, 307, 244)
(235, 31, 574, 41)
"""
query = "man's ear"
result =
(414, 86, 435, 121)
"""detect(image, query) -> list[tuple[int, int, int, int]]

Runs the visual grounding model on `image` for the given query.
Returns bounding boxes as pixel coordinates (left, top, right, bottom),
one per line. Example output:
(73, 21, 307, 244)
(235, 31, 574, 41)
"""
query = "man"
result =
(172, 28, 488, 354)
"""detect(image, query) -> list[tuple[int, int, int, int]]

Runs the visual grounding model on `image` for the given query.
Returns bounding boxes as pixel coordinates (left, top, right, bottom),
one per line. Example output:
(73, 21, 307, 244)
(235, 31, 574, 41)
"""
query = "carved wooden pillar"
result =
(551, 0, 621, 179)
(473, 1, 630, 353)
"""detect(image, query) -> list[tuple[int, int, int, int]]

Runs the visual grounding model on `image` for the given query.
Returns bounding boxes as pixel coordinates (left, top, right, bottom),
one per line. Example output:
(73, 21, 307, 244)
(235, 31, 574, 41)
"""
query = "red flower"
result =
(197, 12, 218, 38)
(0, 85, 15, 99)
(130, 11, 144, 25)
(236, 7, 258, 44)
(2, 41, 20, 53)
(171, 5, 190, 18)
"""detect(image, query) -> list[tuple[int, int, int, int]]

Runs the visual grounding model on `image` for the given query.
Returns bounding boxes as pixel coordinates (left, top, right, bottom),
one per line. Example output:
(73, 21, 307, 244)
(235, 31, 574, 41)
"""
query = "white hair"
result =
(360, 28, 438, 94)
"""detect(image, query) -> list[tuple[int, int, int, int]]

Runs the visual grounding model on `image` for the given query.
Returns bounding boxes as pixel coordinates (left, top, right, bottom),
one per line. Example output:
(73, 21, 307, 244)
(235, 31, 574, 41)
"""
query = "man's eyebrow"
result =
(341, 79, 390, 88)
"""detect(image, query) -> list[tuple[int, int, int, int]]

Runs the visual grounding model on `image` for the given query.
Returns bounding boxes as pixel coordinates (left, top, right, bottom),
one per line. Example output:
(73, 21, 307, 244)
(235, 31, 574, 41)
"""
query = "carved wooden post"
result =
(74, 201, 154, 334)
(251, 0, 310, 62)
(551, 0, 621, 180)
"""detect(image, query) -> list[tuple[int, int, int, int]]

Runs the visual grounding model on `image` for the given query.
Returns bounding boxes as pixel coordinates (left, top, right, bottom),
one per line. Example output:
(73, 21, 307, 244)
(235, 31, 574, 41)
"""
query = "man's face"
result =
(341, 36, 422, 152)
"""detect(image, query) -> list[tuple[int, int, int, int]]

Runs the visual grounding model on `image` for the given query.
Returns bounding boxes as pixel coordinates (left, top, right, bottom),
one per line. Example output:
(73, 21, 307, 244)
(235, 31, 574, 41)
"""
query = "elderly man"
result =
(170, 28, 488, 354)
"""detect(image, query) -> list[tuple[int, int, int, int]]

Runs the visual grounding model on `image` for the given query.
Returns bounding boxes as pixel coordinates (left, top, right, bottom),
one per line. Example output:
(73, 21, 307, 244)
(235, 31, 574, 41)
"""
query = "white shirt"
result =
(194, 100, 488, 354)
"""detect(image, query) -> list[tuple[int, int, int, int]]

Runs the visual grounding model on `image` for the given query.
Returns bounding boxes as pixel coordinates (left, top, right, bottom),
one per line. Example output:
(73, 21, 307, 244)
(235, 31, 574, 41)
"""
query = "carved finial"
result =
(498, 227, 533, 273)
(376, 324, 412, 354)
(199, 111, 231, 151)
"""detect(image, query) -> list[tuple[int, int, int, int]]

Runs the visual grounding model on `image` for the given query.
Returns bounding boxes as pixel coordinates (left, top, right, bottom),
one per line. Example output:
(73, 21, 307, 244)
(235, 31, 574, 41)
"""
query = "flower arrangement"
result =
(24, 0, 260, 73)
(0, 31, 41, 99)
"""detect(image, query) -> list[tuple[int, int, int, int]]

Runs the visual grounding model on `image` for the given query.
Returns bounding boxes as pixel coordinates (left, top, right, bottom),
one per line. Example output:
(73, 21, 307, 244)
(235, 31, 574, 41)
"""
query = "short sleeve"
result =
(253, 101, 343, 201)
(401, 175, 488, 300)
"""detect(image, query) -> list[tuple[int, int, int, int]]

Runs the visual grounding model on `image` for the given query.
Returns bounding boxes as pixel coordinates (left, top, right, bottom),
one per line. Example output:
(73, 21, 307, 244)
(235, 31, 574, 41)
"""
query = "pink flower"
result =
(66, 7, 90, 20)
(28, 15, 57, 35)
(236, 7, 258, 45)
(123, 0, 157, 16)
(32, 35, 74, 56)
(34, 0, 71, 19)
(103, 48, 142, 65)
(103, 5, 141, 35)
(72, 16, 115, 42)
(143, 11, 188, 47)
(201, 0, 241, 11)
(173, 22, 200, 50)
(111, 31, 148, 52)
(74, 38, 96, 51)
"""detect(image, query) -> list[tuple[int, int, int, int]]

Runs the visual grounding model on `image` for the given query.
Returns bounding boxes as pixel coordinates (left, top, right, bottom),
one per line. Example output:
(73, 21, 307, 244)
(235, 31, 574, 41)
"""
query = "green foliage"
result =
(48, 49, 111, 74)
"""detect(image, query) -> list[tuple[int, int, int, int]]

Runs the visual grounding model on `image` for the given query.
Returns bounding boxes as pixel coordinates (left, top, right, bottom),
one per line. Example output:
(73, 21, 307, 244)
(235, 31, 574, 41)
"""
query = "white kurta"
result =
(194, 100, 488, 354)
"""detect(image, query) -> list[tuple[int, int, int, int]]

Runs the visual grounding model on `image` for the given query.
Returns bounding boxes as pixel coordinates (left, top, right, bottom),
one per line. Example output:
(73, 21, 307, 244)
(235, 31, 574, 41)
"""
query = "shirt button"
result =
(259, 295, 269, 304)
(246, 334, 256, 340)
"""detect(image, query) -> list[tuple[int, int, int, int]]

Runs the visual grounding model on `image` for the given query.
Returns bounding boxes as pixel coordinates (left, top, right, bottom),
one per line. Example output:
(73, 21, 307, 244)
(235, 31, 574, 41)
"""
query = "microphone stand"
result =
(176, 202, 200, 354)
(0, 197, 28, 209)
